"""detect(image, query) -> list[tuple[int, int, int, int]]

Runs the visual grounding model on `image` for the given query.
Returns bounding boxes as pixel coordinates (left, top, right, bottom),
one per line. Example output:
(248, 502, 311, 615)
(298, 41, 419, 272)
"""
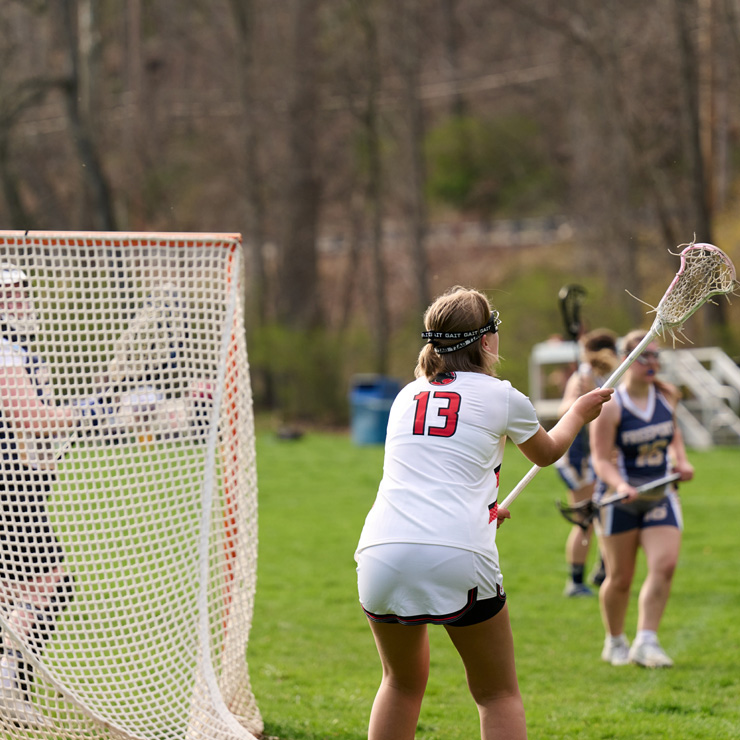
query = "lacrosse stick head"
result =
(558, 284, 587, 341)
(108, 283, 188, 386)
(655, 242, 737, 334)
(555, 499, 597, 532)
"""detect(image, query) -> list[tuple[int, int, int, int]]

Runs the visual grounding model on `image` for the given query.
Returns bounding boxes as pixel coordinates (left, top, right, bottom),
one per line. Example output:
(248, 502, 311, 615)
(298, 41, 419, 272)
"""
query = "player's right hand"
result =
(73, 394, 117, 425)
(573, 387, 614, 424)
(614, 480, 639, 503)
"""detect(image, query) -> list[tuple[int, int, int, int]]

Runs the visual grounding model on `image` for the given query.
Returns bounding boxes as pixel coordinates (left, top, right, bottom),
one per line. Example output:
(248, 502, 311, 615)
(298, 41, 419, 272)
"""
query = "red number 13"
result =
(413, 391, 461, 437)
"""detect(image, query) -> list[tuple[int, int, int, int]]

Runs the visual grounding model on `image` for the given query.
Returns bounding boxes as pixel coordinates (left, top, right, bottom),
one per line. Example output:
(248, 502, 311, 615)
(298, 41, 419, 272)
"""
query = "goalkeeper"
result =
(0, 264, 112, 725)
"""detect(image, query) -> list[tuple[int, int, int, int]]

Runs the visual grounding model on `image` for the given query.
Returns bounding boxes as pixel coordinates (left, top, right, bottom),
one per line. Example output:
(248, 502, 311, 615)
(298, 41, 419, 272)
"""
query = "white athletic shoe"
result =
(629, 639, 674, 668)
(0, 654, 45, 727)
(601, 634, 631, 666)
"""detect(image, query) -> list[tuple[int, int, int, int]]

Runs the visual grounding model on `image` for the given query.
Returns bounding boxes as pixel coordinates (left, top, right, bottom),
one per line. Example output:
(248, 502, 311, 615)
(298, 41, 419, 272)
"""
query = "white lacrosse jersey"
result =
(356, 371, 540, 559)
(0, 337, 57, 471)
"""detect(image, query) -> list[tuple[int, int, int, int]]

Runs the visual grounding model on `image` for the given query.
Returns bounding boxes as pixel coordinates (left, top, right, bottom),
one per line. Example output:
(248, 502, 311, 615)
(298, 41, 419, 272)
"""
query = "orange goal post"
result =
(0, 232, 261, 739)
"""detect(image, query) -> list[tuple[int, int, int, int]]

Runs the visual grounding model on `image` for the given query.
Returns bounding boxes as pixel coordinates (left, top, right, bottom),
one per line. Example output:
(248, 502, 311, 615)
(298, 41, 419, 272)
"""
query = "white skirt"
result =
(356, 543, 504, 625)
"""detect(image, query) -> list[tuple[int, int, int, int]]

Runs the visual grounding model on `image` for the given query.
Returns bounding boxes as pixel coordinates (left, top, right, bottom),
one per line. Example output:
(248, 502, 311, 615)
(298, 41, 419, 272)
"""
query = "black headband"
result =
(422, 311, 500, 354)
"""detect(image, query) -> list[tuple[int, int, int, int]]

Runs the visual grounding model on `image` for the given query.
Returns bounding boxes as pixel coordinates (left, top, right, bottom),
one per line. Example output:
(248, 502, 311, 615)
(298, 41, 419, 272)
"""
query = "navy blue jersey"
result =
(595, 385, 674, 499)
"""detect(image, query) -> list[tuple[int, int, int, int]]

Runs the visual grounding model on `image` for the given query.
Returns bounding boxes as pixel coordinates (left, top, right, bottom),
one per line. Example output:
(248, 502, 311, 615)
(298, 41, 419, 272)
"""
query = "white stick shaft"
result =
(599, 472, 681, 507)
(500, 464, 541, 508)
(53, 381, 121, 462)
(599, 325, 659, 390)
(634, 471, 681, 494)
(500, 322, 662, 510)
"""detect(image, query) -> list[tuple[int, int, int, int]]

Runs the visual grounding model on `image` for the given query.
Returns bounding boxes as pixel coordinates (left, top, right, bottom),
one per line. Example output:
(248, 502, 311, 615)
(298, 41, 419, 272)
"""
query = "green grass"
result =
(250, 432, 740, 740)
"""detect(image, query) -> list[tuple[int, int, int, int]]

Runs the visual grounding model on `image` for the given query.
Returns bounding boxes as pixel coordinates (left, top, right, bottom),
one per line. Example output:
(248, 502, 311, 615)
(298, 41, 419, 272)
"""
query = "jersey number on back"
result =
(412, 391, 461, 437)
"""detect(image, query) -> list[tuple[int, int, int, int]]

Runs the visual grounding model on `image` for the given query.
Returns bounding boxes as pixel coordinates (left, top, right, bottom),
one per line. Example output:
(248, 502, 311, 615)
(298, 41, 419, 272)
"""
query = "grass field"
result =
(249, 431, 740, 740)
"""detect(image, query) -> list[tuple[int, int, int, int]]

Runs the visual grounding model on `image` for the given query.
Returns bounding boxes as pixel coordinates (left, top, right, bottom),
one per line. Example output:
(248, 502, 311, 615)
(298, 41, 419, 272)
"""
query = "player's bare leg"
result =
(2, 567, 70, 647)
(599, 530, 639, 637)
(366, 621, 429, 740)
(636, 526, 680, 632)
(625, 526, 681, 667)
(445, 605, 527, 740)
(564, 482, 595, 595)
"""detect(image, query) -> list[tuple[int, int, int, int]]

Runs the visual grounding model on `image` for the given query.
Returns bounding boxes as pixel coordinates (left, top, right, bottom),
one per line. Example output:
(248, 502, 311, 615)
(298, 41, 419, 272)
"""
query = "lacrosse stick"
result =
(502, 242, 737, 511)
(53, 283, 188, 460)
(555, 472, 681, 532)
(107, 282, 187, 388)
(558, 284, 587, 341)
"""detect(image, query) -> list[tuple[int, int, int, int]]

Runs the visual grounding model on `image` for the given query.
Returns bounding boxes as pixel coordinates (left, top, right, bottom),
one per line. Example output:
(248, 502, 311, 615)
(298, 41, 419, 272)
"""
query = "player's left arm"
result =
(0, 363, 79, 433)
(668, 424, 694, 482)
(659, 380, 694, 482)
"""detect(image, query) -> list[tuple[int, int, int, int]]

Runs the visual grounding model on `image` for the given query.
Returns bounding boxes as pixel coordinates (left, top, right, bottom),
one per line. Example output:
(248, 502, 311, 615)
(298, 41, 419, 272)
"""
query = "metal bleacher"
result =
(660, 347, 740, 448)
(528, 341, 740, 449)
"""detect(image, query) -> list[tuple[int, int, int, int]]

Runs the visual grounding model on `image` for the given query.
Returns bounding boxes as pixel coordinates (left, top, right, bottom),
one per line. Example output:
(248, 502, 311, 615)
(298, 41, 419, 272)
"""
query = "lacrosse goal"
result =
(0, 232, 262, 740)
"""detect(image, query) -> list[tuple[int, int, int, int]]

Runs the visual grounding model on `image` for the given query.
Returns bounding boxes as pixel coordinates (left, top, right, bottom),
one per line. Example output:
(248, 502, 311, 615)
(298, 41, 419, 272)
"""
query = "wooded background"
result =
(2, 0, 740, 422)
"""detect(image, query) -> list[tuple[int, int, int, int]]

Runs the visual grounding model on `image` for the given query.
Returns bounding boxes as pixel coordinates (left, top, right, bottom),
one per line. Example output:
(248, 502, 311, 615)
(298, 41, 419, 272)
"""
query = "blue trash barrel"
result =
(349, 374, 401, 445)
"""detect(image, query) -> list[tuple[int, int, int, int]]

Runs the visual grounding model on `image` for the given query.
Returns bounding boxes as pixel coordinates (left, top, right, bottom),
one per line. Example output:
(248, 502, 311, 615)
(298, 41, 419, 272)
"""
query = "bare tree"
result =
(57, 0, 116, 230)
(277, 0, 322, 330)
(356, 0, 390, 373)
(673, 0, 713, 243)
(673, 0, 728, 337)
(440, 0, 466, 118)
(230, 0, 269, 326)
(399, 0, 431, 315)
(0, 71, 49, 228)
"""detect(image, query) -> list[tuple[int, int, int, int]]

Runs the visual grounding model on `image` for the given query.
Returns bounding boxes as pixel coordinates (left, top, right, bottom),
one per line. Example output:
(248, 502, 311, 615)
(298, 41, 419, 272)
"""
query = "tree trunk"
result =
(230, 0, 268, 326)
(674, 0, 727, 339)
(278, 0, 322, 330)
(58, 0, 117, 231)
(0, 135, 30, 228)
(401, 0, 431, 315)
(440, 0, 466, 118)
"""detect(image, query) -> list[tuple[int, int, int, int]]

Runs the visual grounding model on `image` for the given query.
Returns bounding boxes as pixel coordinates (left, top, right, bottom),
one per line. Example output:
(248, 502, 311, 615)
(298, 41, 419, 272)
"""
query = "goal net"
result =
(0, 232, 262, 740)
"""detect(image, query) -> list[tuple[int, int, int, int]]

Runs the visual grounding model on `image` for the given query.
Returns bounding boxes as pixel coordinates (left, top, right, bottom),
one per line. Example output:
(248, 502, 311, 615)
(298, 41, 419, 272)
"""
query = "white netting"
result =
(0, 232, 261, 740)
(656, 242, 737, 328)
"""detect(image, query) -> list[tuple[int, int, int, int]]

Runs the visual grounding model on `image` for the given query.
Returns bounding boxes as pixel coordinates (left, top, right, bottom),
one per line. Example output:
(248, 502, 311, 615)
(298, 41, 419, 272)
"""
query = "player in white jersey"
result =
(355, 286, 613, 740)
(0, 264, 116, 726)
(590, 330, 694, 669)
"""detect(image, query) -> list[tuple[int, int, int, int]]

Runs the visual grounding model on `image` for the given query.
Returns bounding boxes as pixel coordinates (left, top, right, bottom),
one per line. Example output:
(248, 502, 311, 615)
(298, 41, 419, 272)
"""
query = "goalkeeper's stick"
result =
(555, 472, 681, 531)
(53, 283, 188, 460)
(107, 282, 187, 387)
(501, 241, 737, 511)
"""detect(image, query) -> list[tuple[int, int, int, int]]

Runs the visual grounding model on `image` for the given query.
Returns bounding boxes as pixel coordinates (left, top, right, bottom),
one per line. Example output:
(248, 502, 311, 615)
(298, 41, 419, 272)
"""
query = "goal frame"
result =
(0, 231, 262, 740)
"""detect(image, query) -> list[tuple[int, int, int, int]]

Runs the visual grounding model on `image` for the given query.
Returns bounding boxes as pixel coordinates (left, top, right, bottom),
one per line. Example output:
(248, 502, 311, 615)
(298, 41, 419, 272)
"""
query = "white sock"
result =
(608, 633, 627, 645)
(635, 629, 658, 645)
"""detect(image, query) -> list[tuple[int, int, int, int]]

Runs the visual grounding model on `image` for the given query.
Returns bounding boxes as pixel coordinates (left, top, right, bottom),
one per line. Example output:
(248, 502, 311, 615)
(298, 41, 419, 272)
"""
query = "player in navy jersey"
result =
(555, 329, 618, 596)
(355, 286, 613, 740)
(590, 330, 694, 668)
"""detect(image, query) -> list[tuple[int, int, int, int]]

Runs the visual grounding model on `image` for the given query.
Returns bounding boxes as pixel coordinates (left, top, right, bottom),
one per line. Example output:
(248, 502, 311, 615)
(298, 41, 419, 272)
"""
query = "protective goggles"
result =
(635, 350, 661, 365)
(422, 311, 500, 354)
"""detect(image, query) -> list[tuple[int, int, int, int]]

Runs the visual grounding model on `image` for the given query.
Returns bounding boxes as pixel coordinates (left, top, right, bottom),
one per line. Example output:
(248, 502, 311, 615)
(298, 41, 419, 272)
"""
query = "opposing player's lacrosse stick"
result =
(501, 242, 737, 511)
(559, 284, 587, 341)
(53, 283, 188, 460)
(555, 472, 681, 532)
